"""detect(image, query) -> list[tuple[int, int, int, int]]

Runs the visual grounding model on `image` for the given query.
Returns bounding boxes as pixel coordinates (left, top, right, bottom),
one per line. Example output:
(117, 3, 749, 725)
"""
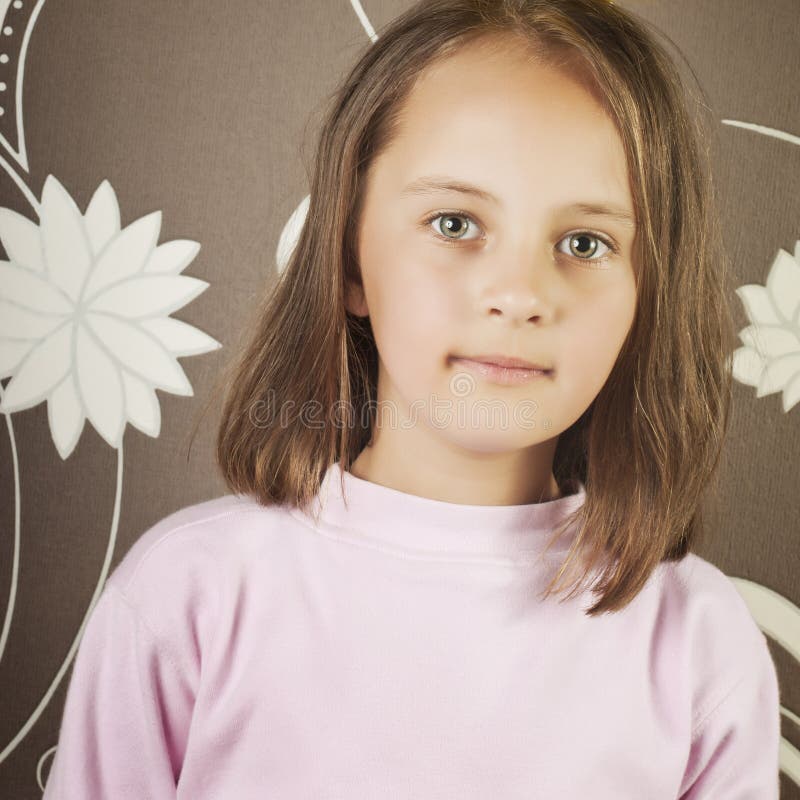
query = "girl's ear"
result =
(344, 277, 369, 317)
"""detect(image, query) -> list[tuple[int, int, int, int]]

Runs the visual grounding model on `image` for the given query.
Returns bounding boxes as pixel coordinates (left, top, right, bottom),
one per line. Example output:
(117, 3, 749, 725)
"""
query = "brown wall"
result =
(0, 0, 797, 796)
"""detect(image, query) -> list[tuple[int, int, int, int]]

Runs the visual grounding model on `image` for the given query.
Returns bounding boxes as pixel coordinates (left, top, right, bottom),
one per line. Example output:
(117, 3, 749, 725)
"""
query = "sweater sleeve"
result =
(42, 579, 195, 799)
(678, 631, 781, 799)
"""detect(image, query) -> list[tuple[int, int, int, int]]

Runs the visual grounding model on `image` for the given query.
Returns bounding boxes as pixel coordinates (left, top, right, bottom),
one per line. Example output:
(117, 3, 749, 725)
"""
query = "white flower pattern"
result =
(0, 175, 221, 457)
(732, 239, 800, 412)
(0, 0, 790, 791)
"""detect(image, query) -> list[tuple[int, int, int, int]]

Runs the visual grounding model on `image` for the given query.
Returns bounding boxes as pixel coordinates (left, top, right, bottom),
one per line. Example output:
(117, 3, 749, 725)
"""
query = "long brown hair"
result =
(192, 0, 736, 616)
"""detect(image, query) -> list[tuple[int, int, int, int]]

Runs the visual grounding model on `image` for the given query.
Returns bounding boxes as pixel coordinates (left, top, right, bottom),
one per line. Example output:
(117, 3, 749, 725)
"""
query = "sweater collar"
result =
(292, 461, 587, 561)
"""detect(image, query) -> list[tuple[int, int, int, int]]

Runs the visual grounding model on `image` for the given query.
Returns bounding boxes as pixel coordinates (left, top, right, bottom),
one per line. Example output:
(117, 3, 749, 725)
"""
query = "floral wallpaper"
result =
(0, 0, 796, 796)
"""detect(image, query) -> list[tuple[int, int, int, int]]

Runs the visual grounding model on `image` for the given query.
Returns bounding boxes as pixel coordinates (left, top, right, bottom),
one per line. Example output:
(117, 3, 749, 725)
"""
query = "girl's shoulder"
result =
(103, 493, 297, 631)
(653, 552, 772, 692)
(658, 552, 761, 630)
(108, 493, 282, 590)
(654, 553, 779, 787)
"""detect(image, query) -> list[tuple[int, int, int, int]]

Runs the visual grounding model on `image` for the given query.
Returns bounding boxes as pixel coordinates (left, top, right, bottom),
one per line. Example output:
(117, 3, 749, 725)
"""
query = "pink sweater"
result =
(43, 462, 781, 798)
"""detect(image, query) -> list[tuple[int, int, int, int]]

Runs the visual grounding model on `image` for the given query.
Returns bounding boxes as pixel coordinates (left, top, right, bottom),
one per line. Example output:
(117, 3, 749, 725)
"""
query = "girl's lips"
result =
(457, 353, 552, 371)
(449, 356, 554, 386)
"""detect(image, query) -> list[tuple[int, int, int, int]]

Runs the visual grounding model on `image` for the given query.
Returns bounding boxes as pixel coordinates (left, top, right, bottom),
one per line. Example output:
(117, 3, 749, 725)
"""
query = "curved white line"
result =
(349, 0, 378, 43)
(731, 576, 800, 661)
(781, 734, 800, 788)
(784, 705, 800, 729)
(721, 119, 800, 147)
(37, 744, 56, 791)
(0, 442, 124, 767)
(14, 0, 51, 172)
(0, 379, 21, 670)
(0, 0, 48, 174)
(0, 149, 40, 214)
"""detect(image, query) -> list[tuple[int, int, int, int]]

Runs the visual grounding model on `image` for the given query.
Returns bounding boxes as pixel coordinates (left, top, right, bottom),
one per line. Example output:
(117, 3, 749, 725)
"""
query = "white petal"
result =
(276, 194, 309, 276)
(84, 179, 121, 256)
(143, 239, 201, 275)
(0, 300, 69, 339)
(0, 325, 72, 412)
(121, 369, 161, 437)
(766, 248, 800, 323)
(756, 352, 800, 397)
(731, 346, 764, 387)
(0, 208, 45, 273)
(160, 357, 193, 396)
(48, 374, 85, 460)
(139, 316, 222, 356)
(735, 285, 782, 326)
(738, 324, 800, 359)
(0, 261, 74, 313)
(75, 323, 125, 448)
(90, 275, 209, 319)
(0, 339, 34, 378)
(782, 370, 800, 413)
(84, 311, 194, 394)
(81, 211, 162, 302)
(40, 175, 93, 304)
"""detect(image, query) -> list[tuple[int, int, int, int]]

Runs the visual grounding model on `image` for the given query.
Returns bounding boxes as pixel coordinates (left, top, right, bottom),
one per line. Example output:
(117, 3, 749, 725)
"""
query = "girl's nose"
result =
(477, 262, 555, 326)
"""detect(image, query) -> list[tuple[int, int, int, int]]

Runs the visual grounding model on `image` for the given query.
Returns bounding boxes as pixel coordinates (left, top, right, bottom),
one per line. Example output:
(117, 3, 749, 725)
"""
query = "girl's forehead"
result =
(410, 35, 598, 102)
(394, 47, 617, 149)
(377, 53, 631, 209)
(360, 52, 635, 227)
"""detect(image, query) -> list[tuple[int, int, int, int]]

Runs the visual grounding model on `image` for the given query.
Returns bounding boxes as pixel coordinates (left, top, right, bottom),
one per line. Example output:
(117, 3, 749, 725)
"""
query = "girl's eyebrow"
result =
(401, 175, 636, 229)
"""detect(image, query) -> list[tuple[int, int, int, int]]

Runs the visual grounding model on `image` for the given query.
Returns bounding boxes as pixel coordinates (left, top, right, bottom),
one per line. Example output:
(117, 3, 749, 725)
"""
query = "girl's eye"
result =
(424, 212, 483, 242)
(421, 210, 620, 267)
(555, 231, 619, 265)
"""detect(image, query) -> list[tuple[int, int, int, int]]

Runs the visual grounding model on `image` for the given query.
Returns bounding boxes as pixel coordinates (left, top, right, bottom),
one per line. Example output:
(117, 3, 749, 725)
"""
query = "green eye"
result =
(558, 232, 618, 264)
(420, 209, 620, 268)
(425, 212, 482, 242)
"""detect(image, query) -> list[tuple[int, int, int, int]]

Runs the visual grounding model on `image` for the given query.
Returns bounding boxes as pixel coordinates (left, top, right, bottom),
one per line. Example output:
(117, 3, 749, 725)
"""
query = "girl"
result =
(44, 0, 781, 797)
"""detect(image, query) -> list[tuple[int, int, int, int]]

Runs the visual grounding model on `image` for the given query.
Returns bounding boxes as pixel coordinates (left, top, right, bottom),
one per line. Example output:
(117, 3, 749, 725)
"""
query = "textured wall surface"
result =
(0, 0, 797, 796)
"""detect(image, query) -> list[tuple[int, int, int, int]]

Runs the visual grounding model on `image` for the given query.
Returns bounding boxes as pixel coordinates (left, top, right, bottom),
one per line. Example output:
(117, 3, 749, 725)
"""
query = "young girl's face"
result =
(347, 38, 637, 459)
